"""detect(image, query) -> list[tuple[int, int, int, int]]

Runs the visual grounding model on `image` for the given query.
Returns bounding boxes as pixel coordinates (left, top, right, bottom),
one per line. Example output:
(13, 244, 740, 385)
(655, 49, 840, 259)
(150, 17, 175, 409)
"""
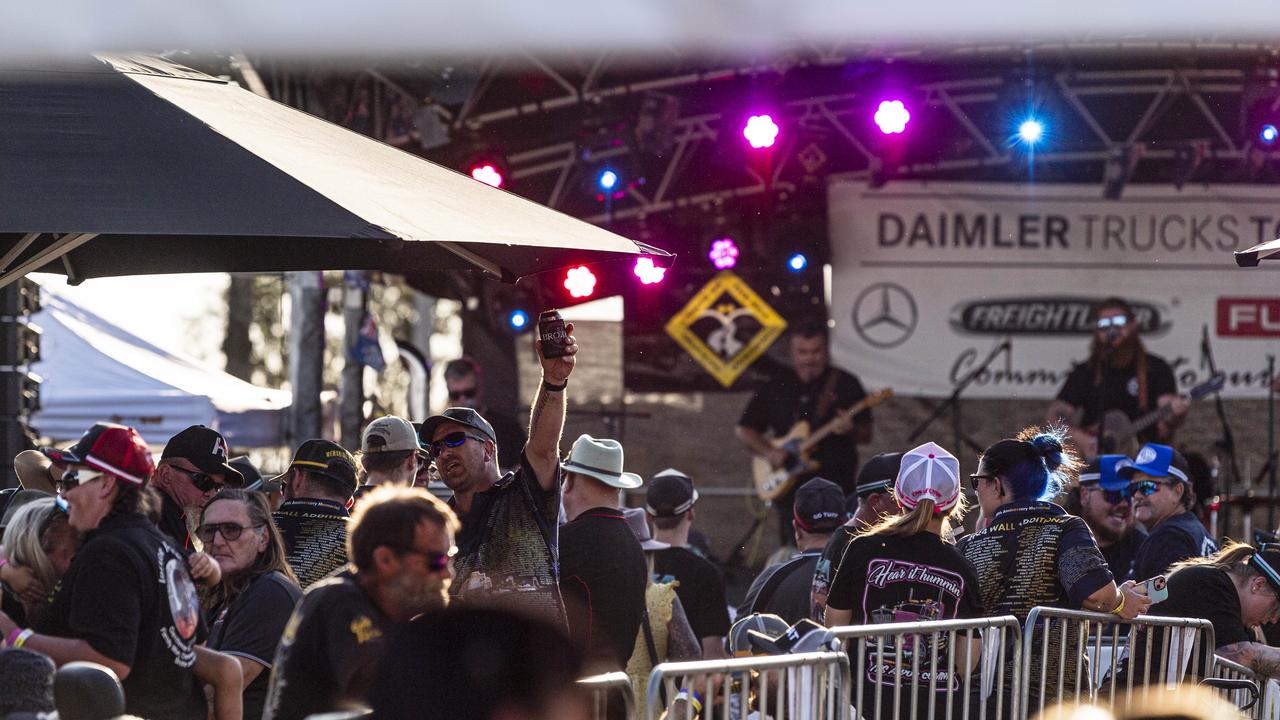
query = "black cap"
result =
(161, 425, 244, 486)
(1250, 545, 1280, 597)
(645, 468, 698, 517)
(418, 408, 497, 447)
(793, 477, 845, 532)
(284, 439, 358, 495)
(746, 619, 836, 655)
(855, 453, 903, 497)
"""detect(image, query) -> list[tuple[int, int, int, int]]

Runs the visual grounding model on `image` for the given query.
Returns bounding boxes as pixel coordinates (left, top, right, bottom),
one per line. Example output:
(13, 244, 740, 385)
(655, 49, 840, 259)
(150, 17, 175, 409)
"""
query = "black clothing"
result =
(737, 550, 822, 624)
(827, 532, 984, 718)
(263, 570, 389, 720)
(1056, 351, 1178, 437)
(157, 490, 194, 551)
(739, 366, 871, 497)
(209, 571, 303, 720)
(274, 497, 350, 589)
(1132, 511, 1217, 581)
(651, 547, 731, 641)
(449, 452, 565, 626)
(36, 512, 205, 720)
(559, 507, 647, 670)
(1115, 566, 1245, 686)
(484, 408, 528, 472)
(1100, 526, 1148, 583)
(812, 525, 857, 621)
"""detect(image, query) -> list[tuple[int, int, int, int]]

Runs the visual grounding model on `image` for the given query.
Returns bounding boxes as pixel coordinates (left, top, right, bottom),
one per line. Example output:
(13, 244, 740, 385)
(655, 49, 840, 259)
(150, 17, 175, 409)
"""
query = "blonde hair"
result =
(1168, 539, 1256, 579)
(1, 498, 60, 591)
(856, 492, 970, 542)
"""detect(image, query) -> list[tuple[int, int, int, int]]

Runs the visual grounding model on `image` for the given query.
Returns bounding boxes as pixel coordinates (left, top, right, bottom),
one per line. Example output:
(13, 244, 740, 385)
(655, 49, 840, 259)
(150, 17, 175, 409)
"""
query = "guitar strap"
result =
(813, 368, 840, 422)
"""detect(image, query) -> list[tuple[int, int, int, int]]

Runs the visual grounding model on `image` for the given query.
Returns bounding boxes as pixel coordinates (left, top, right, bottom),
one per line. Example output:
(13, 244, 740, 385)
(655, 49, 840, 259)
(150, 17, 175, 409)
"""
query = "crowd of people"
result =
(0, 301, 1275, 720)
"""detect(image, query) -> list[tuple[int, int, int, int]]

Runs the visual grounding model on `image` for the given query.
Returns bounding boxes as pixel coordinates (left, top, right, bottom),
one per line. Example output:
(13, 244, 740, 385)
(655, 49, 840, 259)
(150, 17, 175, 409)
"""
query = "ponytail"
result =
(980, 426, 1081, 502)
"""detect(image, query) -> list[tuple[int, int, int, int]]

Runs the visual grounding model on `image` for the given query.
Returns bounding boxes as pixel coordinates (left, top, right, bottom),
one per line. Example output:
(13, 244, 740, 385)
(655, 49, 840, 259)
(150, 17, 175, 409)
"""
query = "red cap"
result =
(41, 423, 154, 485)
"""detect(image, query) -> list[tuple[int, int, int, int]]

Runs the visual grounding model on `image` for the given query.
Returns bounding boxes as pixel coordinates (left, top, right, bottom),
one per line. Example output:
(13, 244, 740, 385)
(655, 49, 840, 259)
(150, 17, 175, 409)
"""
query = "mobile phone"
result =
(1141, 575, 1169, 603)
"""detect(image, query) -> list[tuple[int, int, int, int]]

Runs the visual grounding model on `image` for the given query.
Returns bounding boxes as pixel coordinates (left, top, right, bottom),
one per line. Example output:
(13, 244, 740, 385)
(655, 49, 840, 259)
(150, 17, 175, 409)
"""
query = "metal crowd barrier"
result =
(1021, 607, 1215, 719)
(645, 651, 851, 720)
(1208, 655, 1275, 720)
(579, 671, 637, 720)
(830, 615, 1023, 720)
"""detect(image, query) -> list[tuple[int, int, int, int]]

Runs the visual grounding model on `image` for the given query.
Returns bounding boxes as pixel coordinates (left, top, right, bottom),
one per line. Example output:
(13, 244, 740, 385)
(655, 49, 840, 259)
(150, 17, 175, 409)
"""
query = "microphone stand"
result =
(1267, 355, 1277, 532)
(1095, 336, 1115, 455)
(1203, 324, 1242, 539)
(908, 337, 1010, 455)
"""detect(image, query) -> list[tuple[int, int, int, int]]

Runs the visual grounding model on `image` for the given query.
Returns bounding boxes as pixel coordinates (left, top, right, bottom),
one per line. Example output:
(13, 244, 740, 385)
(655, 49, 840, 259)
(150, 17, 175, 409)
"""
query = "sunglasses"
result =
(427, 431, 488, 458)
(173, 465, 238, 493)
(196, 522, 265, 543)
(448, 387, 478, 401)
(1128, 480, 1174, 497)
(969, 473, 996, 491)
(1096, 315, 1129, 330)
(398, 545, 457, 571)
(56, 468, 106, 494)
(1082, 483, 1131, 504)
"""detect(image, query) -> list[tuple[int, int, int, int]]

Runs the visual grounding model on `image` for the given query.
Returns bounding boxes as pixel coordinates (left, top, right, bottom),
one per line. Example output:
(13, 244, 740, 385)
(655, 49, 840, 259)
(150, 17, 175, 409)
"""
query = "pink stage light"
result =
(469, 163, 505, 188)
(563, 266, 597, 298)
(633, 258, 667, 285)
(874, 100, 910, 135)
(709, 238, 740, 269)
(742, 114, 780, 149)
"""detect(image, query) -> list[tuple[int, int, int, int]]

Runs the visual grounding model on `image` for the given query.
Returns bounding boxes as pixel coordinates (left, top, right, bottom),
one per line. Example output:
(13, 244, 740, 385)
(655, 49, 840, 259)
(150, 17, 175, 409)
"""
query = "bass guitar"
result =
(1074, 373, 1225, 458)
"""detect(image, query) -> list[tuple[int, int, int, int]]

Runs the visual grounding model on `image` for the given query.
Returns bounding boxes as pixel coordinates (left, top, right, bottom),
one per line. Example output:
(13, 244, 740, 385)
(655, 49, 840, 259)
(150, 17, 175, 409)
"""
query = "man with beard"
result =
(1123, 443, 1217, 581)
(263, 485, 459, 720)
(1072, 455, 1147, 581)
(1047, 297, 1189, 458)
(420, 324, 577, 626)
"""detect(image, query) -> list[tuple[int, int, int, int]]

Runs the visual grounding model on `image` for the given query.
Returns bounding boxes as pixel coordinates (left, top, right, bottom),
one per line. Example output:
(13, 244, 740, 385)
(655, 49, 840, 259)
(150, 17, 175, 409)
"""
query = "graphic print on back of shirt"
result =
(861, 558, 967, 689)
(157, 544, 199, 668)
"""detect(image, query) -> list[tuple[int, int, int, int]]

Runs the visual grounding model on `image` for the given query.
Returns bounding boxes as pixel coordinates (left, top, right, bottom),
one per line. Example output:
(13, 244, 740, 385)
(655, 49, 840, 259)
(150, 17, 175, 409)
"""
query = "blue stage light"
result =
(787, 253, 808, 272)
(507, 309, 529, 331)
(1262, 124, 1279, 145)
(597, 169, 619, 191)
(1018, 119, 1043, 144)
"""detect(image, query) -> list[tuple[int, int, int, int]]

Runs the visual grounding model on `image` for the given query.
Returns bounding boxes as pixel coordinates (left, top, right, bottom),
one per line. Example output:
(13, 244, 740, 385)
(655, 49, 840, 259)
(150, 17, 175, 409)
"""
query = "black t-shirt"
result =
(36, 512, 206, 720)
(157, 491, 196, 552)
(274, 498, 350, 589)
(812, 525, 857, 621)
(1101, 526, 1148, 583)
(651, 547, 731, 641)
(1133, 511, 1217, 581)
(449, 452, 565, 627)
(1119, 565, 1247, 685)
(209, 571, 303, 720)
(827, 532, 984, 704)
(1056, 352, 1178, 433)
(738, 551, 822, 624)
(263, 570, 389, 720)
(739, 366, 871, 496)
(559, 507, 648, 670)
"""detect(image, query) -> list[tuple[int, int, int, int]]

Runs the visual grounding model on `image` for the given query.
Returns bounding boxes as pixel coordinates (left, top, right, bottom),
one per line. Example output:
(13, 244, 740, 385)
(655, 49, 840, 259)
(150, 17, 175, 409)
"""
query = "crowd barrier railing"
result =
(645, 650, 851, 720)
(1208, 655, 1277, 720)
(580, 671, 637, 720)
(830, 615, 1023, 720)
(1021, 607, 1215, 719)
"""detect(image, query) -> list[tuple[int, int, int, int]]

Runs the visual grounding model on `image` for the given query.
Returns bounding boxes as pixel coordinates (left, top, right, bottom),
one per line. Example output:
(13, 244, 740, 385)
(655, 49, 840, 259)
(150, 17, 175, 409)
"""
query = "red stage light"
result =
(874, 100, 910, 135)
(563, 266, 597, 298)
(633, 258, 666, 285)
(742, 114, 780, 149)
(469, 163, 505, 188)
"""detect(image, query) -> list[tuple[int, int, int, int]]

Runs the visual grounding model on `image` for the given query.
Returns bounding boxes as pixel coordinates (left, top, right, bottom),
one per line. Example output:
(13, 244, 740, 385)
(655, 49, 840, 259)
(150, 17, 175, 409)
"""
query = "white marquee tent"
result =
(31, 287, 290, 447)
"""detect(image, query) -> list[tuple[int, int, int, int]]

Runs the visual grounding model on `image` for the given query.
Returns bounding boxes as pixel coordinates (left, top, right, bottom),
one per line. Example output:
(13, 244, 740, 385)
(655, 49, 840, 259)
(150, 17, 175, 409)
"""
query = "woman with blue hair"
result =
(960, 427, 1152, 713)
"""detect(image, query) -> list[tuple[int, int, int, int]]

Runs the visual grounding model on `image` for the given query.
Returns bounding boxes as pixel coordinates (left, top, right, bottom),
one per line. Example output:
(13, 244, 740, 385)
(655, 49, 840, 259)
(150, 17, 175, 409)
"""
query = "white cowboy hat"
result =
(560, 434, 643, 489)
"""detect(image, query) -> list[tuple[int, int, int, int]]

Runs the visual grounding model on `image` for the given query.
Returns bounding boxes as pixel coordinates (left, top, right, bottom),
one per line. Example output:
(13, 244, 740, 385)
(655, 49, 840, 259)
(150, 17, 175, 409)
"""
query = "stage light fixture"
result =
(633, 258, 667, 285)
(1018, 119, 1044, 145)
(742, 114, 780, 149)
(708, 238, 740, 270)
(507, 309, 529, 331)
(597, 169, 620, 191)
(563, 266, 598, 298)
(874, 100, 911, 135)
(469, 163, 505, 188)
(787, 253, 808, 272)
(1262, 124, 1279, 145)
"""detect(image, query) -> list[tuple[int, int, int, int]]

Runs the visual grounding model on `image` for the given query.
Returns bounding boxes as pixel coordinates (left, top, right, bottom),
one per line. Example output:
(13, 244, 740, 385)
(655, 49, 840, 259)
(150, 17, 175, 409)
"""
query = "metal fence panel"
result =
(580, 671, 637, 720)
(645, 651, 852, 720)
(830, 615, 1023, 720)
(1021, 607, 1215, 720)
(1208, 655, 1280, 720)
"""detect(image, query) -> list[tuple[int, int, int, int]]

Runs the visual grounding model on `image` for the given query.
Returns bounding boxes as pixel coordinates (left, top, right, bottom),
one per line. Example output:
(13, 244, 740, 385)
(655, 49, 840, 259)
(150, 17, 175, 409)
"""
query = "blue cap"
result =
(1118, 443, 1189, 484)
(1079, 454, 1133, 491)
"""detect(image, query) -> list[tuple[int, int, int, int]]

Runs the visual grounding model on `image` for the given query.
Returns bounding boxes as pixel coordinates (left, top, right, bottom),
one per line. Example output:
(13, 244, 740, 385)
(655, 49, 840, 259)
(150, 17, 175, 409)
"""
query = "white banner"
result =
(828, 181, 1280, 399)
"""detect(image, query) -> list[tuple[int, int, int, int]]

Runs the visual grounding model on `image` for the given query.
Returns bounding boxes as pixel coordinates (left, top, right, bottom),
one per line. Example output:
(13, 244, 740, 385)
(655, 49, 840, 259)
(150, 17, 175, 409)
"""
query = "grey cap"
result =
(417, 408, 497, 447)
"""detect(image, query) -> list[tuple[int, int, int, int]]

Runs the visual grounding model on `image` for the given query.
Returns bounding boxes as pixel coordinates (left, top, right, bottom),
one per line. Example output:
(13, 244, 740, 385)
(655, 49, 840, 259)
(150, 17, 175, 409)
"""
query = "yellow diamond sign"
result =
(664, 271, 788, 388)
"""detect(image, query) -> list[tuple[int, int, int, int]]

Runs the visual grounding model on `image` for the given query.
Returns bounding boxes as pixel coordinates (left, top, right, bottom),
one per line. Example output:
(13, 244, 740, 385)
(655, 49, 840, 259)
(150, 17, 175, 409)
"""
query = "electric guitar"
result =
(1074, 373, 1225, 458)
(752, 389, 894, 502)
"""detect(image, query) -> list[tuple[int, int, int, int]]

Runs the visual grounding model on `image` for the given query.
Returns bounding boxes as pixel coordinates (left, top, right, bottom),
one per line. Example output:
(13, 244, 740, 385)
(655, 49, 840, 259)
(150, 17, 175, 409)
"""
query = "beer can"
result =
(538, 309, 570, 358)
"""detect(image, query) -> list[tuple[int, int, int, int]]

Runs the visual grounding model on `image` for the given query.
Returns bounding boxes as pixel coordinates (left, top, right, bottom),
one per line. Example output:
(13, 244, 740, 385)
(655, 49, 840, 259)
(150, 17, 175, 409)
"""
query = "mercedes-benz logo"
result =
(852, 283, 917, 349)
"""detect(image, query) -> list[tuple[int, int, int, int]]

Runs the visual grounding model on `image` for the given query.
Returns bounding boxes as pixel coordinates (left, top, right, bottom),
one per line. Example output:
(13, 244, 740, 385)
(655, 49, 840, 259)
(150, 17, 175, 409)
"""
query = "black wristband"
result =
(543, 378, 568, 392)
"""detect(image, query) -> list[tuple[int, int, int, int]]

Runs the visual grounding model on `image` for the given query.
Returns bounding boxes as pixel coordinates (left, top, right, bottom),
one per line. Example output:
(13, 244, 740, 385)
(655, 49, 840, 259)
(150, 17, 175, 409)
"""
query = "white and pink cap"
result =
(896, 441, 961, 513)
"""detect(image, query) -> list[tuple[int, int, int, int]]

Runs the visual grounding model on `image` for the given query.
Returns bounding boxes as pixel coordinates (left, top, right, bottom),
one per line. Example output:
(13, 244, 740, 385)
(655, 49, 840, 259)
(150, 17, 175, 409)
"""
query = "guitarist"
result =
(1046, 297, 1188, 457)
(736, 321, 874, 543)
